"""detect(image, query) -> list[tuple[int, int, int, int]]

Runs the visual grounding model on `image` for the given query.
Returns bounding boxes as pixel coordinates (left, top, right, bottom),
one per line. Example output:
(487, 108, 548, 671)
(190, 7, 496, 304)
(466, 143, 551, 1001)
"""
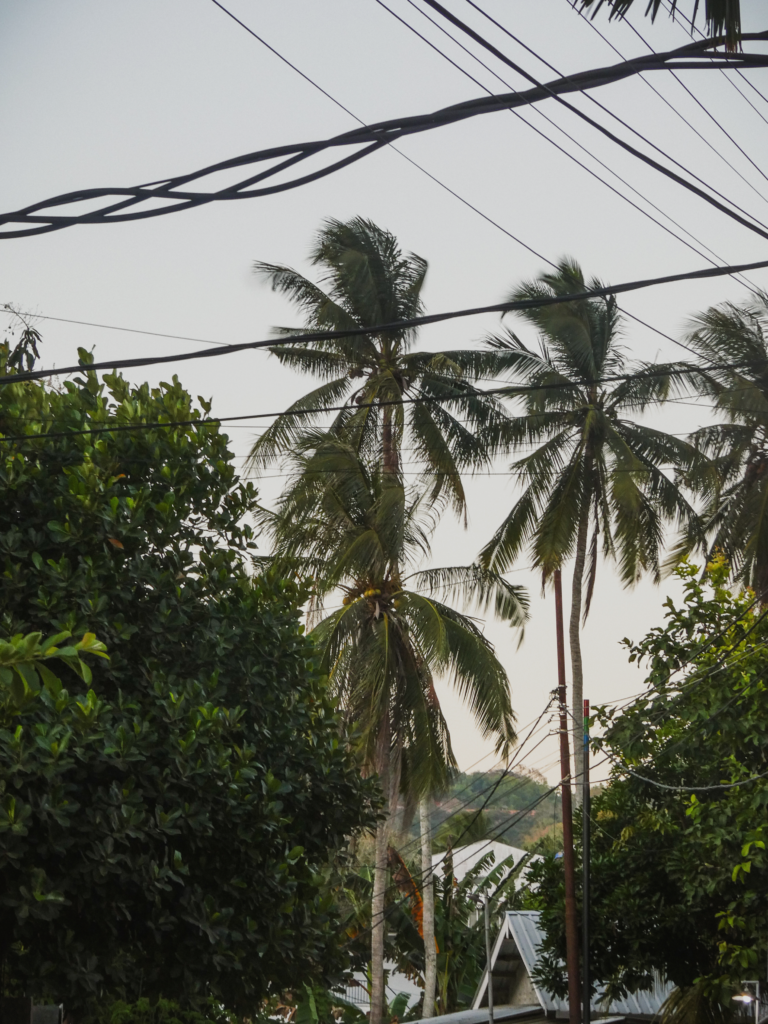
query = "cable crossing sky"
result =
(0, 30, 766, 238)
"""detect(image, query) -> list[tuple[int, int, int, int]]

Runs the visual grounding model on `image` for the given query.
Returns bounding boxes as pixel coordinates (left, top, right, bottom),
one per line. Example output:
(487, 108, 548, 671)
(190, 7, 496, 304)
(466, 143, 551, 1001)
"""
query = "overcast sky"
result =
(2, 0, 768, 784)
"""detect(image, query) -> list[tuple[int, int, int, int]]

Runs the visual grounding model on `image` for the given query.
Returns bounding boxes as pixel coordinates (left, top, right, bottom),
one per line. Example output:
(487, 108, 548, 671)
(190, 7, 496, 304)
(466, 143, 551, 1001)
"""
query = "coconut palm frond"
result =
(246, 376, 354, 472)
(405, 564, 529, 629)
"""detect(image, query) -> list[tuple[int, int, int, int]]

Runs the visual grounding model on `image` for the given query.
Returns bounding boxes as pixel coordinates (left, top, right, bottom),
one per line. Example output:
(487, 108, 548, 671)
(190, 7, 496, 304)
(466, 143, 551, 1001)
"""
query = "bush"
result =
(0, 350, 377, 1016)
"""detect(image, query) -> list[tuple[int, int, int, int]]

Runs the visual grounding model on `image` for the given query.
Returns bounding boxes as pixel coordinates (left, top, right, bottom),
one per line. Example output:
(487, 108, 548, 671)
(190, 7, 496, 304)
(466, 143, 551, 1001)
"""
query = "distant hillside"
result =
(426, 769, 561, 852)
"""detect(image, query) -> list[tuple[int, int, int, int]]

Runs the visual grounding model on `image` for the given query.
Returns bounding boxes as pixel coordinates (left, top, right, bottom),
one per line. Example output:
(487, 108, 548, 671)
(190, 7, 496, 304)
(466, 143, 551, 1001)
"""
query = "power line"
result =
(616, 12, 768, 197)
(466, 0, 768, 240)
(572, 1, 768, 210)
(209, 1, 554, 267)
(2, 305, 231, 348)
(2, 28, 766, 238)
(657, 0, 768, 127)
(5, 254, 768, 386)
(205, 3, 699, 356)
(419, 0, 768, 247)
(381, 0, 757, 289)
(606, 758, 768, 792)
(2, 351, 765, 444)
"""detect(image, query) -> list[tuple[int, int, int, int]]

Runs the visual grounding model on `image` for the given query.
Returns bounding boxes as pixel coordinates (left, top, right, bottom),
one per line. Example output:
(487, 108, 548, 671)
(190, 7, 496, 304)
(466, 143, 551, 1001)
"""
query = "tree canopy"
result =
(0, 349, 377, 1016)
(249, 216, 517, 519)
(525, 560, 768, 1013)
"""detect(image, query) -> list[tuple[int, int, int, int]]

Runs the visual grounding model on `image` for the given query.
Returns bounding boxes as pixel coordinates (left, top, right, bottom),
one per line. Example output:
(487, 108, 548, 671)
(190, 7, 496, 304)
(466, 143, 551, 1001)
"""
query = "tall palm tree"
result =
(478, 259, 697, 797)
(578, 0, 741, 49)
(249, 216, 515, 518)
(256, 433, 527, 1024)
(673, 291, 768, 598)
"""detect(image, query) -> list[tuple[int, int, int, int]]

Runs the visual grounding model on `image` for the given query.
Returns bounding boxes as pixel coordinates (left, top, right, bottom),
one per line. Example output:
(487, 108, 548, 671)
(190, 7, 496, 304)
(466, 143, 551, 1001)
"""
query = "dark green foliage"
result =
(524, 561, 768, 1009)
(578, 0, 741, 49)
(431, 811, 491, 853)
(386, 850, 526, 1015)
(79, 996, 236, 1024)
(480, 258, 697, 590)
(0, 350, 377, 1014)
(674, 291, 768, 597)
(257, 434, 526, 789)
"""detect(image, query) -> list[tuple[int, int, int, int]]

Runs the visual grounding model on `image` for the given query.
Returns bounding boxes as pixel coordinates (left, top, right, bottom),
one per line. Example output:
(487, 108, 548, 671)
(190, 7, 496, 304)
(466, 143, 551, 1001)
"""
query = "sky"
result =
(2, 0, 768, 784)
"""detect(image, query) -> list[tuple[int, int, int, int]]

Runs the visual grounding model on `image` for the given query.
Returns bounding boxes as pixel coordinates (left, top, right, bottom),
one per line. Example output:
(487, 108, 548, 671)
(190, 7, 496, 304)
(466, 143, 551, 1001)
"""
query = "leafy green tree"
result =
(0, 349, 377, 1017)
(387, 848, 526, 1016)
(257, 435, 527, 1024)
(577, 0, 741, 49)
(479, 258, 696, 797)
(675, 291, 768, 598)
(249, 216, 515, 518)
(525, 560, 768, 1019)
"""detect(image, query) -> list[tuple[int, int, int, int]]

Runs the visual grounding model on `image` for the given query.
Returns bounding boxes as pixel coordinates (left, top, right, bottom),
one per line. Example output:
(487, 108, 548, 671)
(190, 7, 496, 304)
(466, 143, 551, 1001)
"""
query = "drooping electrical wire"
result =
(419, 0, 768, 246)
(381, 0, 758, 290)
(1, 26, 766, 238)
(4, 254, 768, 386)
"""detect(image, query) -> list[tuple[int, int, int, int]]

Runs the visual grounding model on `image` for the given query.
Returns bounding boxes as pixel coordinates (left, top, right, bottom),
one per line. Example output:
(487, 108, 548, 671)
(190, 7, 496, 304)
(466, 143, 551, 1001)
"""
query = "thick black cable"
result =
(211, 2, 554, 266)
(1, 31, 766, 238)
(421, 0, 768, 246)
(385, 0, 751, 285)
(471, 0, 768, 240)
(201, 4, 699, 353)
(5, 254, 768, 386)
(574, 2, 768, 212)
(618, 13, 768, 195)
(657, 0, 768, 126)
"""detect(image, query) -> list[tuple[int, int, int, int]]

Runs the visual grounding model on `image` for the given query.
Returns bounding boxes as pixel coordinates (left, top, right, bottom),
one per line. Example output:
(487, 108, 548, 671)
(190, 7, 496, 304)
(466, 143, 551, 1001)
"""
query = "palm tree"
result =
(478, 259, 697, 798)
(256, 433, 527, 1024)
(249, 216, 515, 518)
(578, 0, 741, 49)
(673, 291, 768, 598)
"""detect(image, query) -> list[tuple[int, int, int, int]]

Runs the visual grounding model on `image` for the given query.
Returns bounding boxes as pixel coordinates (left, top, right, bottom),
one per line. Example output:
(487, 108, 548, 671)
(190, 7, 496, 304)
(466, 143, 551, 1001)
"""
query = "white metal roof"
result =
(473, 910, 673, 1019)
(431, 840, 532, 885)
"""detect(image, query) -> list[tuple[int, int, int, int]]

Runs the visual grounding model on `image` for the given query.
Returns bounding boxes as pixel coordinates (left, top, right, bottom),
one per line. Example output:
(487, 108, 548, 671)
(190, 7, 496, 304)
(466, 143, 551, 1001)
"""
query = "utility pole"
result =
(554, 568, 581, 1024)
(583, 699, 591, 1024)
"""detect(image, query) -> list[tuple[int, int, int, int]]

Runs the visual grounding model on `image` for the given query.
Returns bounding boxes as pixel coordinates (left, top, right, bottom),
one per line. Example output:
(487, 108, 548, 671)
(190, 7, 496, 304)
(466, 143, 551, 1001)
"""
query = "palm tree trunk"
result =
(569, 502, 590, 809)
(370, 724, 391, 1024)
(382, 404, 399, 475)
(420, 797, 437, 1019)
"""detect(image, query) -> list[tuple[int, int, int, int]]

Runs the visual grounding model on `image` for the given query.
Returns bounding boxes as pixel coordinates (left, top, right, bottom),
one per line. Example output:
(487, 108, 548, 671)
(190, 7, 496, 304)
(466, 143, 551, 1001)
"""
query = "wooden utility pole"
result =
(583, 699, 591, 1024)
(554, 568, 581, 1024)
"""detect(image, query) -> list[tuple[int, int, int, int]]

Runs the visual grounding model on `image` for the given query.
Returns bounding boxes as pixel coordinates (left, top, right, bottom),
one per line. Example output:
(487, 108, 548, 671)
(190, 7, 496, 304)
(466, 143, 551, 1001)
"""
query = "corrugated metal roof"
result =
(500, 911, 672, 1018)
(414, 1006, 543, 1024)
